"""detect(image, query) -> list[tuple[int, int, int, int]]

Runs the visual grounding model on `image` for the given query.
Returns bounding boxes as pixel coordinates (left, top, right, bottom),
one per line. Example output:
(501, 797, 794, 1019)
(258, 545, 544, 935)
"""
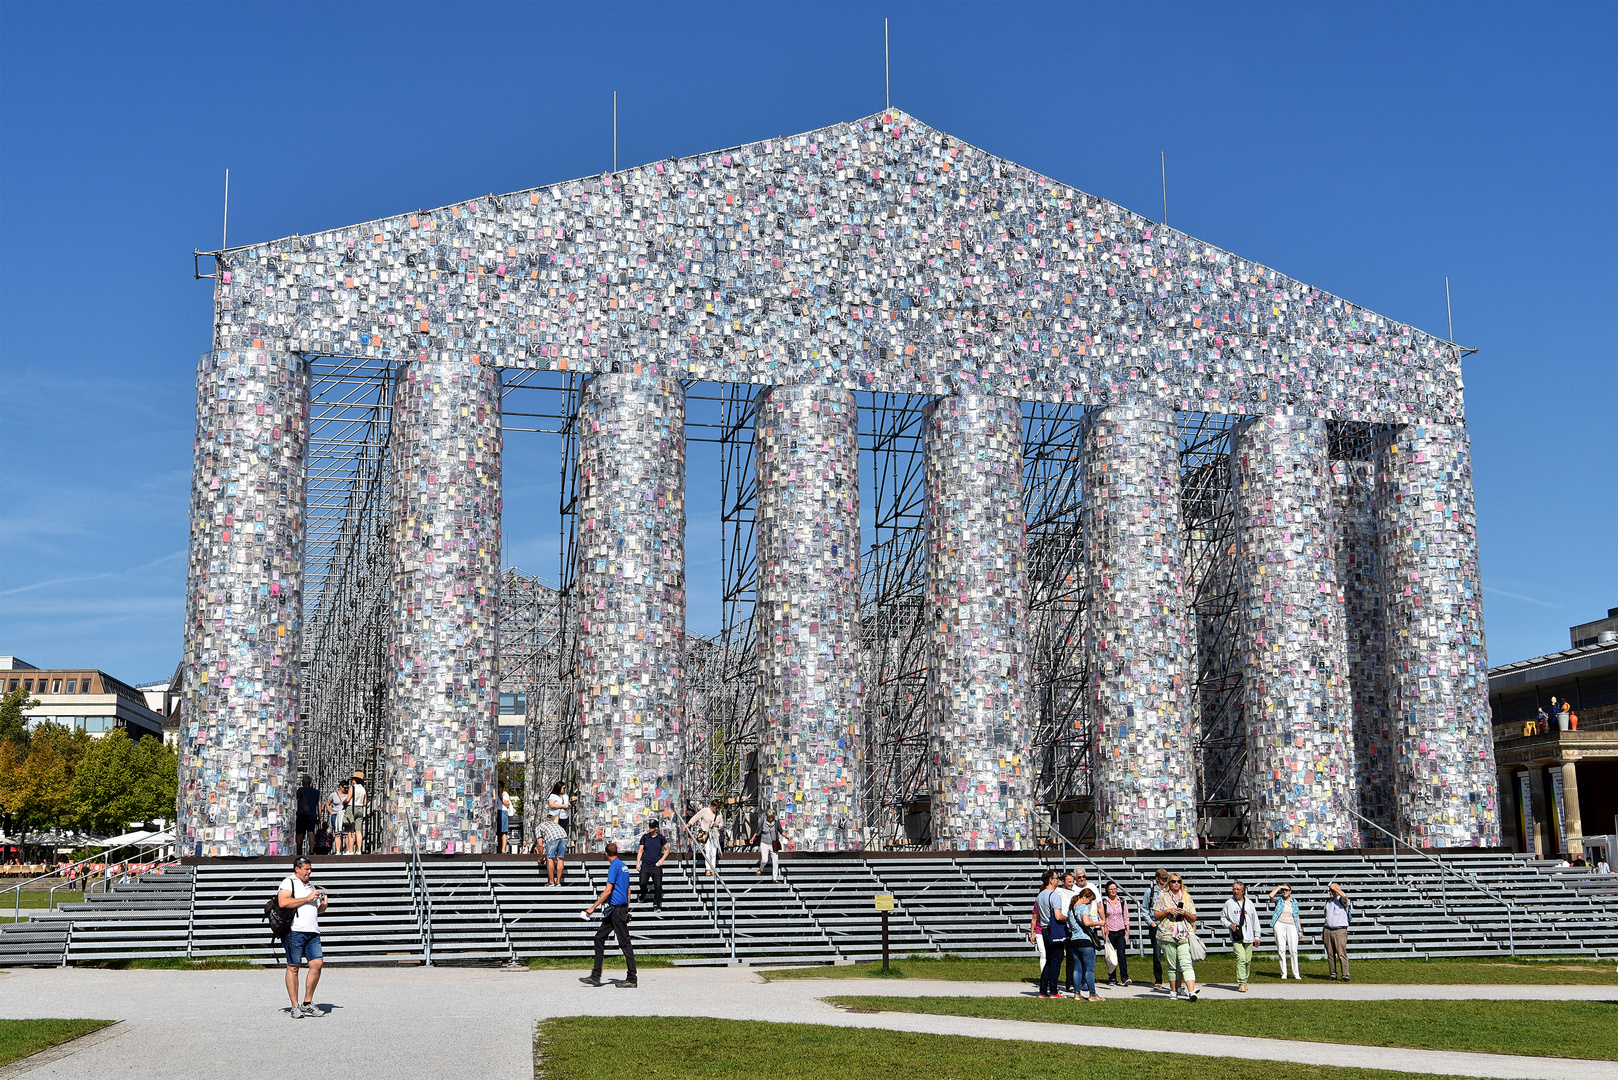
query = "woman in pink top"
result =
(1101, 880, 1132, 986)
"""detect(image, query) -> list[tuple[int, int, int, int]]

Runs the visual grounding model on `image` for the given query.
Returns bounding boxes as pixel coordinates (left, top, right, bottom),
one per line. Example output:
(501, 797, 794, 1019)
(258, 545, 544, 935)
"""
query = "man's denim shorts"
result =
(545, 837, 567, 859)
(285, 930, 323, 966)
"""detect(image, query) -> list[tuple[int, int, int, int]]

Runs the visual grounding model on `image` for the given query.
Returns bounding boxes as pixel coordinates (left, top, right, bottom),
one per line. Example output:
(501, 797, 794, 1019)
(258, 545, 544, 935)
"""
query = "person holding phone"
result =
(1152, 872, 1199, 1001)
(278, 857, 329, 1017)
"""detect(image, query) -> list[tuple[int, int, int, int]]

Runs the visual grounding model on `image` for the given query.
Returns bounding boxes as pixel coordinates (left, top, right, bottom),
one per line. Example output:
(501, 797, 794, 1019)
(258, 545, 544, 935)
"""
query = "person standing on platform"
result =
(496, 785, 513, 853)
(636, 818, 668, 912)
(1101, 881, 1131, 987)
(1322, 882, 1352, 982)
(689, 800, 723, 877)
(1222, 881, 1260, 992)
(329, 780, 348, 849)
(579, 842, 637, 988)
(1269, 883, 1302, 979)
(1142, 868, 1170, 989)
(294, 776, 320, 857)
(538, 814, 568, 886)
(278, 857, 328, 1017)
(346, 771, 368, 853)
(1153, 872, 1199, 1001)
(549, 782, 572, 837)
(757, 810, 788, 882)
(1035, 870, 1067, 997)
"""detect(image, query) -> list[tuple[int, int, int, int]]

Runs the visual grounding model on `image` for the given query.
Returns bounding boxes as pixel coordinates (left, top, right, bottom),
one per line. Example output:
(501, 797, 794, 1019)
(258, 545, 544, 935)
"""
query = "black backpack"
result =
(264, 878, 296, 940)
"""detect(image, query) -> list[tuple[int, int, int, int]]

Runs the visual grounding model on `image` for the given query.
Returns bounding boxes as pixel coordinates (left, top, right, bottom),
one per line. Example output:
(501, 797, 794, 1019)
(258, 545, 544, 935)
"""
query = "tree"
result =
(0, 725, 77, 847)
(69, 728, 177, 835)
(0, 684, 40, 746)
(131, 733, 179, 825)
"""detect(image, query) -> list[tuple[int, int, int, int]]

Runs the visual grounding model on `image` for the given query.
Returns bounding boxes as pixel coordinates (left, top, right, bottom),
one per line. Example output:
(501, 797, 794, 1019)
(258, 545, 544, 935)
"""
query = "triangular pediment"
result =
(214, 110, 1461, 424)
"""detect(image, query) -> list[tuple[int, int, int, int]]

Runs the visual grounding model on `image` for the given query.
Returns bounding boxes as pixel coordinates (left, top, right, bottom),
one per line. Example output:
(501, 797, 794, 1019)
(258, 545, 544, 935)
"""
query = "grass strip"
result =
(533, 1016, 1483, 1080)
(80, 956, 258, 970)
(763, 953, 1618, 985)
(822, 996, 1618, 1061)
(0, 1020, 114, 1066)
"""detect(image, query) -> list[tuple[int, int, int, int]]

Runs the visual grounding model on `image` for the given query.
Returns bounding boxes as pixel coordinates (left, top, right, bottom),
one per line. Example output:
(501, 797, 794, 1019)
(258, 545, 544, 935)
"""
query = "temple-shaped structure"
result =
(180, 110, 1497, 855)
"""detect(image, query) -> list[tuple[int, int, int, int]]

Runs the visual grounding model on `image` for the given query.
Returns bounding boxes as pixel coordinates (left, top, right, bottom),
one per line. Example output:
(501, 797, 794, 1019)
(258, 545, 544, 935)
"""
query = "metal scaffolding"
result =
(296, 355, 395, 853)
(292, 371, 1306, 850)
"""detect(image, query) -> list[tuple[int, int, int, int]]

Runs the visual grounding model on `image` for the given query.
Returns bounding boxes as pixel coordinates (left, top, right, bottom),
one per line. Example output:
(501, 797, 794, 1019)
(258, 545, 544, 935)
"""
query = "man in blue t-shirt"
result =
(579, 842, 637, 987)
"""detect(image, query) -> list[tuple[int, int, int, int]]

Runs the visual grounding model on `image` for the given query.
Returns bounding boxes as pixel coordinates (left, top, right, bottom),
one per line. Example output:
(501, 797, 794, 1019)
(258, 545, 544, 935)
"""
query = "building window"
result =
(6, 679, 15, 691)
(22, 679, 32, 692)
(65, 679, 77, 693)
(81, 678, 93, 693)
(51, 679, 62, 694)
(497, 727, 528, 751)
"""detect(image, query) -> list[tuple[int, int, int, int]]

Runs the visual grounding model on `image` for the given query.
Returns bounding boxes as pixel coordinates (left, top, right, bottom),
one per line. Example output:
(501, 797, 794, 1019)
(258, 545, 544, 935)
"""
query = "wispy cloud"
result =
(0, 550, 186, 598)
(1483, 585, 1560, 610)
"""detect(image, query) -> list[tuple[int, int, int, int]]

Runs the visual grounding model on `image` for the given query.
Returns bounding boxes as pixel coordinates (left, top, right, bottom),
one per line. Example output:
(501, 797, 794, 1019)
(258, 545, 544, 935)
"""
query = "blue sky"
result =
(1, 1, 1613, 683)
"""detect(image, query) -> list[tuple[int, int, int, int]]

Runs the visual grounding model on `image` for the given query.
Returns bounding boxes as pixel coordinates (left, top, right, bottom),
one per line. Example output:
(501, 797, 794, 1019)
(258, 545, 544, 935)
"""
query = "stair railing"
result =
(1029, 815, 1151, 959)
(707, 868, 739, 963)
(3, 836, 174, 921)
(666, 812, 706, 921)
(406, 827, 433, 966)
(660, 800, 736, 960)
(1347, 807, 1522, 958)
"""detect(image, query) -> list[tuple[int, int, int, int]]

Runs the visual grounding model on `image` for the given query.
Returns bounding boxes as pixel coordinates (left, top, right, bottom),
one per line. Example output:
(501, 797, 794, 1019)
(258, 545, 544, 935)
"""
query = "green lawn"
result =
(80, 956, 258, 970)
(533, 1016, 1485, 1080)
(762, 953, 1618, 985)
(0, 1020, 114, 1066)
(822, 996, 1618, 1061)
(0, 889, 86, 924)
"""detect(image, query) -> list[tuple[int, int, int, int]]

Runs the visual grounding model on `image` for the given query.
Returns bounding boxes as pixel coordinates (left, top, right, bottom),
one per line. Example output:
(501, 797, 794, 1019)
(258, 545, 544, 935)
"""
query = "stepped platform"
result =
(3, 849, 1613, 968)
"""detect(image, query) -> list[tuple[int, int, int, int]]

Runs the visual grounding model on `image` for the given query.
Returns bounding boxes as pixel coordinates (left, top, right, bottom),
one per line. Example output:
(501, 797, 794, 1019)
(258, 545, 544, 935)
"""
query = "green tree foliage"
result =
(0, 685, 40, 746)
(0, 723, 88, 844)
(0, 719, 176, 845)
(69, 728, 179, 835)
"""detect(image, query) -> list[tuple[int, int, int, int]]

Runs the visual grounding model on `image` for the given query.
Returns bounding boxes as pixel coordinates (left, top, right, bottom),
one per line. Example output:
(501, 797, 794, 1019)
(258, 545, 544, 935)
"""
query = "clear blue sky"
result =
(1, 1, 1613, 683)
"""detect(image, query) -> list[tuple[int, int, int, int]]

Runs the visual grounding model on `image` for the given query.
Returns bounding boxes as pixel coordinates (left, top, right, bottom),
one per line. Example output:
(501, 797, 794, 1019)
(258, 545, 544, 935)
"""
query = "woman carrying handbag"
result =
(1152, 872, 1201, 1001)
(1101, 881, 1132, 986)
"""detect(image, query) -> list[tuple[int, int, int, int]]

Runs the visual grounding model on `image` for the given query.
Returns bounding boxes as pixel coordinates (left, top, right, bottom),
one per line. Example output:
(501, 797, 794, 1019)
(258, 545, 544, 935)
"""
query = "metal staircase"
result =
(2, 851, 1613, 967)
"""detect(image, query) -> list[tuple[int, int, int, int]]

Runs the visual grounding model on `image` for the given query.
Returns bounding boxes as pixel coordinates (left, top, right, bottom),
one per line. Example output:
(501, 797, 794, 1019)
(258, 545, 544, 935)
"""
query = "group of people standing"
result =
(292, 773, 367, 857)
(1035, 867, 1357, 999)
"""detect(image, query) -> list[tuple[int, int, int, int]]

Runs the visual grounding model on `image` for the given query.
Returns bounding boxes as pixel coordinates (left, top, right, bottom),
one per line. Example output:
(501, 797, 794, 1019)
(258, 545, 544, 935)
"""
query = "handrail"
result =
(1030, 813, 1135, 892)
(667, 797, 735, 958)
(665, 807, 703, 907)
(406, 827, 432, 966)
(4, 836, 175, 920)
(1348, 807, 1528, 957)
(1030, 815, 1155, 957)
(705, 866, 740, 963)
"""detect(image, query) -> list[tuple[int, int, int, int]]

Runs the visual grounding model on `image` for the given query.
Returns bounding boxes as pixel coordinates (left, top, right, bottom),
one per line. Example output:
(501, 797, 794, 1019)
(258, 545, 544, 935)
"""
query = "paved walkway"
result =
(0, 967, 1612, 1080)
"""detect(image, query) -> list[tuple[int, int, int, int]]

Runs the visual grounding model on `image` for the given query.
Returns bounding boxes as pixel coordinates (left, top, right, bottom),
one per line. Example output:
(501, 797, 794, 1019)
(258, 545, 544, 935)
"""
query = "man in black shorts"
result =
(294, 775, 320, 857)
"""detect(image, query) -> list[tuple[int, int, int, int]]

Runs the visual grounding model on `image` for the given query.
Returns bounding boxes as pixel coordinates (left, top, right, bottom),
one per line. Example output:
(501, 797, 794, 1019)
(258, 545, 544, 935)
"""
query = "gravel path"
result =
(0, 966, 1611, 1079)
